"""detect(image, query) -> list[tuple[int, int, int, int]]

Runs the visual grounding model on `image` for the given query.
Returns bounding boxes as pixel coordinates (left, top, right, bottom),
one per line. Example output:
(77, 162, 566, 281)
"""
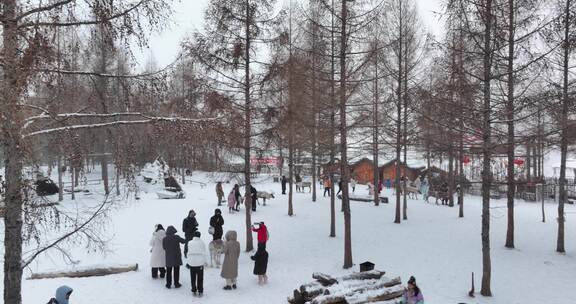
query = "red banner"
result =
(513, 159, 525, 165)
(250, 157, 281, 166)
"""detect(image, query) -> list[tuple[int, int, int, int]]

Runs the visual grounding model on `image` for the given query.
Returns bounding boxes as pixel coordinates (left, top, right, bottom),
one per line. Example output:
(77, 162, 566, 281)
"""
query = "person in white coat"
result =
(186, 231, 208, 296)
(150, 224, 166, 279)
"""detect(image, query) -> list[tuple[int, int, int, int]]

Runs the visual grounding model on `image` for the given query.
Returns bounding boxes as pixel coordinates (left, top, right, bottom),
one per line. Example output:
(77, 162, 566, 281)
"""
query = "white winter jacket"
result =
(186, 237, 208, 267)
(150, 230, 166, 267)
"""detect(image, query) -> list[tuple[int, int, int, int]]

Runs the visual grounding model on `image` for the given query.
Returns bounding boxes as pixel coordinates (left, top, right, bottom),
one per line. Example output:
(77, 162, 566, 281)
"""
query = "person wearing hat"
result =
(162, 226, 187, 289)
(250, 243, 269, 285)
(209, 209, 224, 241)
(47, 286, 73, 304)
(221, 230, 240, 290)
(400, 276, 424, 304)
(182, 210, 199, 255)
(149, 224, 166, 279)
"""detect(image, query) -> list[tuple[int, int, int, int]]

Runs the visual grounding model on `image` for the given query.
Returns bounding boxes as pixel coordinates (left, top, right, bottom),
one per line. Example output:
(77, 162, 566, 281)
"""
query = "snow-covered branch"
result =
(16, 0, 75, 21)
(23, 116, 221, 138)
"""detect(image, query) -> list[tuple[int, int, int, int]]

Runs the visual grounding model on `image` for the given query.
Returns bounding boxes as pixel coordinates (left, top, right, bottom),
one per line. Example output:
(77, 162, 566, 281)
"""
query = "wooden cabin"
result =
(350, 158, 375, 184)
(379, 160, 423, 183)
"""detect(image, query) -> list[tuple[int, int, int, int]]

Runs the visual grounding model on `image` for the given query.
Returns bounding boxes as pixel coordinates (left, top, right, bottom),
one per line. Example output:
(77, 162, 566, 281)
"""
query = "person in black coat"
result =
(182, 210, 199, 241)
(209, 209, 224, 241)
(234, 184, 242, 211)
(162, 226, 186, 289)
(250, 185, 258, 212)
(440, 182, 449, 205)
(182, 210, 199, 256)
(281, 176, 287, 195)
(251, 243, 269, 285)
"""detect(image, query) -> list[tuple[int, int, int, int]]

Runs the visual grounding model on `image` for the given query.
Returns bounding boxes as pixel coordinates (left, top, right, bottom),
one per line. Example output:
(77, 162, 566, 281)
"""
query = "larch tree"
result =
(189, 0, 281, 252)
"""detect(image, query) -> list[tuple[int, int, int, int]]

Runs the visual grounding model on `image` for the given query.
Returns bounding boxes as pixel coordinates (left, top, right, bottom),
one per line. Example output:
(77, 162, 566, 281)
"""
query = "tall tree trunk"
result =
(526, 141, 531, 181)
(402, 17, 409, 219)
(340, 0, 352, 269)
(288, 134, 294, 216)
(288, 4, 294, 217)
(71, 166, 76, 200)
(394, 0, 403, 224)
(373, 44, 380, 207)
(244, 0, 254, 252)
(116, 165, 121, 196)
(505, 0, 516, 249)
(557, 0, 571, 254)
(101, 155, 109, 195)
(329, 0, 336, 238)
(58, 155, 64, 202)
(311, 6, 319, 203)
(481, 0, 493, 296)
(312, 110, 317, 202)
(448, 146, 454, 207)
(458, 131, 464, 217)
(2, 2, 25, 302)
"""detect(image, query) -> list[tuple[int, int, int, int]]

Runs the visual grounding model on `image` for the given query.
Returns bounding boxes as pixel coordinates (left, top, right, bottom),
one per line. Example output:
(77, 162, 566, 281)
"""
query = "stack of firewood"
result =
(288, 270, 405, 304)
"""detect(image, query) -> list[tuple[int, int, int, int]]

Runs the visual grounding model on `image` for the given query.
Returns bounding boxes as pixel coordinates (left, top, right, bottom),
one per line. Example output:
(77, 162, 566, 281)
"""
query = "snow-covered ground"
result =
(5, 171, 576, 304)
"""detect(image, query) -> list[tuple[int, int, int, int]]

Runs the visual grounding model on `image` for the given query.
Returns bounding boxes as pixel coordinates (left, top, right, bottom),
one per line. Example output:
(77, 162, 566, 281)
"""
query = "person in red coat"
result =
(251, 222, 269, 248)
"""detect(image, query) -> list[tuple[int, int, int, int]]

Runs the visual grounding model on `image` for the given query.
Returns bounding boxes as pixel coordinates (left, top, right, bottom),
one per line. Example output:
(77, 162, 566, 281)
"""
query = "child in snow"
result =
(221, 230, 240, 290)
(350, 178, 357, 193)
(368, 182, 375, 196)
(162, 226, 187, 289)
(47, 285, 73, 304)
(251, 243, 269, 285)
(150, 224, 166, 279)
(323, 177, 332, 197)
(186, 231, 207, 296)
(227, 189, 237, 213)
(421, 177, 430, 202)
(400, 276, 424, 304)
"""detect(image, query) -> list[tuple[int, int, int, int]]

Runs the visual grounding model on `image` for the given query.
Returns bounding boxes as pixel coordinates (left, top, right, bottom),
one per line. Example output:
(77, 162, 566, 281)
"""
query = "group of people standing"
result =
(320, 176, 356, 197)
(216, 181, 259, 213)
(149, 207, 269, 297)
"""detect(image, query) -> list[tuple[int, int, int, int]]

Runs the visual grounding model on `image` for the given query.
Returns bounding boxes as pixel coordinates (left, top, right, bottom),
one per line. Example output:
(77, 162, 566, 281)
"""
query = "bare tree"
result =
(190, 0, 281, 252)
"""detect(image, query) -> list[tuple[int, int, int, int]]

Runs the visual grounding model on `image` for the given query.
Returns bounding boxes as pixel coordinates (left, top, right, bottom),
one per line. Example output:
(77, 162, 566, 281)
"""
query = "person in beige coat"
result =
(220, 230, 240, 290)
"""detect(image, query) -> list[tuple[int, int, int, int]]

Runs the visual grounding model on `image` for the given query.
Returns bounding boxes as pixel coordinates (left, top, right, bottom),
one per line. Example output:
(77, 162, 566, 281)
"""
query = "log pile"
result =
(28, 263, 138, 280)
(288, 270, 404, 304)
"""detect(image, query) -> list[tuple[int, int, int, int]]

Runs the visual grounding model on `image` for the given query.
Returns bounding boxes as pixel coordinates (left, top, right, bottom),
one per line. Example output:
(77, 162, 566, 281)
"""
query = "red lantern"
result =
(512, 159, 525, 165)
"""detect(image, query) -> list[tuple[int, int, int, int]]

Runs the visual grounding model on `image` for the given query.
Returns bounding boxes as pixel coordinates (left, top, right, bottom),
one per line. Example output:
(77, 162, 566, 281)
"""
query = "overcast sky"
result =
(135, 0, 445, 69)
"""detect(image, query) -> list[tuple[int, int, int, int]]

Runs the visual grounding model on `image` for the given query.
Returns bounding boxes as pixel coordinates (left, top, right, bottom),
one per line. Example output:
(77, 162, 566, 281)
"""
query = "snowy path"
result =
(9, 174, 576, 303)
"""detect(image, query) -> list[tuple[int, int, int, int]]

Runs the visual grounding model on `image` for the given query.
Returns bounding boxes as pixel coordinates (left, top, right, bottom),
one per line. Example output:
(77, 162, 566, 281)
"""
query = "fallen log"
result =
(310, 278, 403, 304)
(290, 270, 404, 304)
(341, 270, 386, 281)
(290, 289, 306, 304)
(300, 282, 325, 300)
(28, 263, 138, 280)
(348, 277, 401, 294)
(313, 272, 339, 286)
(360, 287, 404, 303)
